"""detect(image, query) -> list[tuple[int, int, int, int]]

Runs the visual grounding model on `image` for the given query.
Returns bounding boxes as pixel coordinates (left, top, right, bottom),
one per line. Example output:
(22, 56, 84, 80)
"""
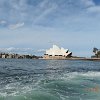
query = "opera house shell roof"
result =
(43, 45, 72, 59)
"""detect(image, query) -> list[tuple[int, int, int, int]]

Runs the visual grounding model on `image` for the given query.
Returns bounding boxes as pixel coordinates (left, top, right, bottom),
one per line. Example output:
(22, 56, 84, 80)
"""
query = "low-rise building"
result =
(2, 54, 6, 58)
(0, 53, 38, 59)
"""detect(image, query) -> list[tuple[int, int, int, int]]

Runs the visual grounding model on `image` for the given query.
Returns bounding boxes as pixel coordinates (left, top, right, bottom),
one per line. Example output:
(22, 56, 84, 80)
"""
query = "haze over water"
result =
(0, 59, 100, 100)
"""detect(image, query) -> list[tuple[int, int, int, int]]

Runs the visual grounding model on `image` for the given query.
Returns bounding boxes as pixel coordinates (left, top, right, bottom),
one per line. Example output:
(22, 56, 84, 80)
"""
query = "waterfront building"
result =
(2, 54, 6, 58)
(7, 54, 13, 58)
(0, 53, 38, 59)
(43, 45, 72, 59)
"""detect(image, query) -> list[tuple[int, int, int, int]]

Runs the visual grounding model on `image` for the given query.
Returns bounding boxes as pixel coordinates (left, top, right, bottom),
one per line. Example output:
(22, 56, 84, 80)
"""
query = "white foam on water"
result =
(0, 93, 7, 97)
(54, 71, 100, 83)
(0, 75, 69, 99)
(0, 71, 100, 99)
(63, 71, 100, 79)
(0, 78, 44, 98)
(79, 71, 100, 77)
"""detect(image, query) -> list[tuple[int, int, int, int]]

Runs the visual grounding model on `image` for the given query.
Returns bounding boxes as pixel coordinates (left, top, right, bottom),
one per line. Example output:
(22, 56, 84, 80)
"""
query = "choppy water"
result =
(0, 59, 100, 100)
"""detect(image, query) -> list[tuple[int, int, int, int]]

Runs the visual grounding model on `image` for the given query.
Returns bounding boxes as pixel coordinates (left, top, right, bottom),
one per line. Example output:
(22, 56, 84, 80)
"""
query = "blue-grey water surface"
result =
(0, 59, 100, 100)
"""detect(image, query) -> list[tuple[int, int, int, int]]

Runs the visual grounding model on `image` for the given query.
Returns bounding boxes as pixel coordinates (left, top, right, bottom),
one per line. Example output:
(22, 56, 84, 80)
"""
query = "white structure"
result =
(45, 45, 72, 57)
(2, 55, 6, 58)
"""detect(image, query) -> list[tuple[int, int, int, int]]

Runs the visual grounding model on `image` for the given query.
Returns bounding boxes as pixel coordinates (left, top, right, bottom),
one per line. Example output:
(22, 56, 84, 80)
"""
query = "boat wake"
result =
(0, 71, 100, 100)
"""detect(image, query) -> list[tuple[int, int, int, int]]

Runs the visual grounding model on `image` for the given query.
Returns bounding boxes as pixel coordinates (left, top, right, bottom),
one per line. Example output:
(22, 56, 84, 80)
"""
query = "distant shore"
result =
(41, 57, 100, 61)
(0, 52, 100, 61)
(66, 58, 100, 61)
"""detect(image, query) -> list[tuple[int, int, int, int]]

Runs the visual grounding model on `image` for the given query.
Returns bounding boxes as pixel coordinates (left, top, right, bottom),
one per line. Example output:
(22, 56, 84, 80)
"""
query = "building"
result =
(2, 54, 6, 58)
(0, 53, 39, 59)
(43, 45, 72, 59)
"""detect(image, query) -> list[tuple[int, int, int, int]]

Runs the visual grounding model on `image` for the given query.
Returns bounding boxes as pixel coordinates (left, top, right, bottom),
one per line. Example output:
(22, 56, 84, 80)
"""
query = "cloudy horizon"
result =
(0, 0, 100, 57)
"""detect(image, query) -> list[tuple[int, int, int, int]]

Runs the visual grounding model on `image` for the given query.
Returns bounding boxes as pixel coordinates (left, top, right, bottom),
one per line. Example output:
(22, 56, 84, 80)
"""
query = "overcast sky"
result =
(0, 0, 100, 57)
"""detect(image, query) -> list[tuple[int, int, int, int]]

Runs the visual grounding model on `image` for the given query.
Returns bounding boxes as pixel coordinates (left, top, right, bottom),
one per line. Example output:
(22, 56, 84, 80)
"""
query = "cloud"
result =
(0, 20, 7, 24)
(39, 0, 49, 8)
(37, 49, 46, 52)
(33, 4, 57, 24)
(83, 0, 100, 14)
(81, 0, 95, 7)
(8, 22, 24, 29)
(0, 0, 99, 28)
(0, 47, 46, 55)
(87, 6, 100, 13)
(6, 47, 15, 51)
(0, 47, 33, 54)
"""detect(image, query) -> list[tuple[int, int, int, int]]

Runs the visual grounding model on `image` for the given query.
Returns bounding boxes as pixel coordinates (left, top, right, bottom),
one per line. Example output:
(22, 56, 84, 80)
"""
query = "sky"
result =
(0, 0, 100, 57)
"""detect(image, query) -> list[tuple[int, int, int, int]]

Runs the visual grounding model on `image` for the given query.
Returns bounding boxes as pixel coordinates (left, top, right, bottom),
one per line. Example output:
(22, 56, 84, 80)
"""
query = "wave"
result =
(78, 71, 100, 77)
(0, 71, 100, 100)
(67, 71, 100, 78)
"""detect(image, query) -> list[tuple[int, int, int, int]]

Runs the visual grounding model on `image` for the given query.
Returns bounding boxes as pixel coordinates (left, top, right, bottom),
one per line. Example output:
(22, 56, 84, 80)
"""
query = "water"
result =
(0, 59, 100, 100)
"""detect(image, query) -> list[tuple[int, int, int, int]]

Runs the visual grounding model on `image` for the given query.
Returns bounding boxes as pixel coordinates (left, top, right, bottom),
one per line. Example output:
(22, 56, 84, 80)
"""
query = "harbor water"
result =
(0, 59, 100, 100)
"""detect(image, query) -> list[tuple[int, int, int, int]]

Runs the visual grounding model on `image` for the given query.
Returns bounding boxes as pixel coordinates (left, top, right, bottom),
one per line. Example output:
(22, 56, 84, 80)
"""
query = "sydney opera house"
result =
(43, 45, 72, 59)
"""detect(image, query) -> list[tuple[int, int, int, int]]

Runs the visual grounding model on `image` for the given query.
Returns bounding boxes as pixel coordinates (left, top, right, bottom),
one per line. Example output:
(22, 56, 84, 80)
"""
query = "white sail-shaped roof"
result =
(46, 45, 72, 57)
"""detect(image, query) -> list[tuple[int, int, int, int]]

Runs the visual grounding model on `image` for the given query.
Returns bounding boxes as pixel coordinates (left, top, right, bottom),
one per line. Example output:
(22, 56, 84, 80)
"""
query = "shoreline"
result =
(41, 57, 100, 61)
